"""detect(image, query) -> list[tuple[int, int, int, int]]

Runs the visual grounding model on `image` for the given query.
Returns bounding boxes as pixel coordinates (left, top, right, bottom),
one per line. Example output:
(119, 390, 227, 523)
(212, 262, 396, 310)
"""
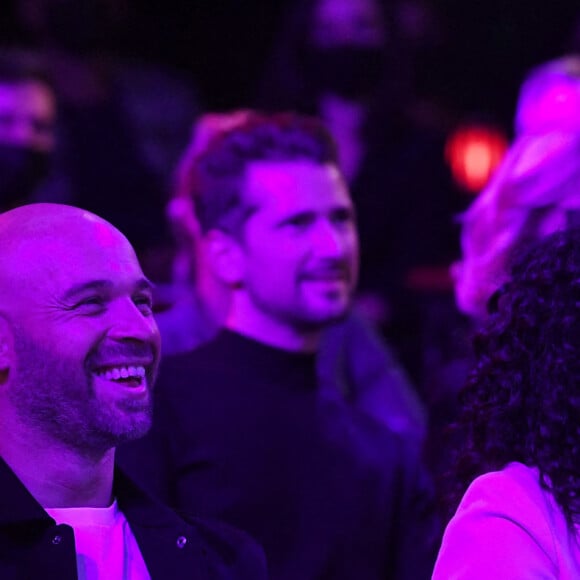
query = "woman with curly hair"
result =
(434, 227, 580, 578)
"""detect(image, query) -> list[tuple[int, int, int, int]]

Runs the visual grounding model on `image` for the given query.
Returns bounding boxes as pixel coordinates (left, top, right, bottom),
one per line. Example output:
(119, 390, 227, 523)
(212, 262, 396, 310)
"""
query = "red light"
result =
(445, 124, 509, 193)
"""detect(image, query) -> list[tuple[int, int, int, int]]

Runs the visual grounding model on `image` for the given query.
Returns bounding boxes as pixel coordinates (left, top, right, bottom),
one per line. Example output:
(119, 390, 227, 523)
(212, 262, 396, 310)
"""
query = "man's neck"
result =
(226, 304, 321, 353)
(0, 422, 115, 509)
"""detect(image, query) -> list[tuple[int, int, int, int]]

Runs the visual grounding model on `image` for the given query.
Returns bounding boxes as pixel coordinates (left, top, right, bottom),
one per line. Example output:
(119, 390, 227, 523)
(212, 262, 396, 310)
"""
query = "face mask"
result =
(303, 46, 384, 100)
(0, 145, 51, 208)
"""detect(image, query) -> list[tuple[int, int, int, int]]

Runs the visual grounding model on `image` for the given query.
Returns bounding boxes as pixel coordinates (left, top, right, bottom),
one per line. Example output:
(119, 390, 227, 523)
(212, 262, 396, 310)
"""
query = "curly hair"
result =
(452, 227, 580, 527)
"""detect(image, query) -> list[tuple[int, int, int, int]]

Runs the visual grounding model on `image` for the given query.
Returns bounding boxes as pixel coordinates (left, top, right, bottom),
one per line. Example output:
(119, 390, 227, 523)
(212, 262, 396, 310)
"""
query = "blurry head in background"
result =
(305, 0, 388, 101)
(0, 49, 56, 208)
(259, 0, 447, 112)
(257, 0, 404, 113)
(515, 56, 580, 134)
(453, 55, 580, 319)
(173, 111, 359, 350)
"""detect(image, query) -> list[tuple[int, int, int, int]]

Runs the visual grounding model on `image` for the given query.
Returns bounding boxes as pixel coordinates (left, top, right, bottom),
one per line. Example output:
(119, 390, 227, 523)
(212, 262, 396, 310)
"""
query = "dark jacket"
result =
(0, 457, 267, 580)
(120, 330, 441, 580)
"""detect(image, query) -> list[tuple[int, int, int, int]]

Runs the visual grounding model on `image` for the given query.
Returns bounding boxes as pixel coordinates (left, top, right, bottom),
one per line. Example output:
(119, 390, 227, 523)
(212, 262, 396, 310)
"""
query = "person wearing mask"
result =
(0, 49, 57, 208)
(13, 0, 202, 279)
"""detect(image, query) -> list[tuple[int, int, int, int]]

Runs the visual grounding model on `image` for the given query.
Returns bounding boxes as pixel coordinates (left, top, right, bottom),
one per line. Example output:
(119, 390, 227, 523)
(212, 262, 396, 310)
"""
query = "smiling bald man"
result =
(0, 204, 266, 580)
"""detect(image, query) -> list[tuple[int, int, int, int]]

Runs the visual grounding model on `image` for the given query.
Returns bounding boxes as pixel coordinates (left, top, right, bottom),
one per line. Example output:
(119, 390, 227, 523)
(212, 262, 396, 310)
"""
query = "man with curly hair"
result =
(434, 227, 580, 578)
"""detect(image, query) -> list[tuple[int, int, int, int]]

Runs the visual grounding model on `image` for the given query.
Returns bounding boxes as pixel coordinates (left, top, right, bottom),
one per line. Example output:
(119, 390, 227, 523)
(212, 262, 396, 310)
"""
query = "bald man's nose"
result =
(108, 299, 159, 343)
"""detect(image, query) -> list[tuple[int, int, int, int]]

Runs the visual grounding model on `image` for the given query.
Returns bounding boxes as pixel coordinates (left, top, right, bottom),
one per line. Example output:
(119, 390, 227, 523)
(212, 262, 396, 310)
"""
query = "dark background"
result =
(3, 0, 580, 130)
(131, 0, 580, 128)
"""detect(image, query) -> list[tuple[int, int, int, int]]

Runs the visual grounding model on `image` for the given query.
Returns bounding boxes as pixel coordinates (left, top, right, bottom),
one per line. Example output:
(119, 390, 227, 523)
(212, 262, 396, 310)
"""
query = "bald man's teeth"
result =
(96, 366, 146, 382)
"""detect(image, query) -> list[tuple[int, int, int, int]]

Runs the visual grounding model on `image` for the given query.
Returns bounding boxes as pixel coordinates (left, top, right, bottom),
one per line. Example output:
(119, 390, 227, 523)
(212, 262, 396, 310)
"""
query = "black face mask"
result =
(0, 145, 51, 208)
(303, 46, 384, 100)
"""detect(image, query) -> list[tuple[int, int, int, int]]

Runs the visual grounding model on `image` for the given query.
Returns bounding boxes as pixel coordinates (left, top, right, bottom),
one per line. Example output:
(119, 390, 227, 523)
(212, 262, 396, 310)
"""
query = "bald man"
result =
(0, 203, 266, 579)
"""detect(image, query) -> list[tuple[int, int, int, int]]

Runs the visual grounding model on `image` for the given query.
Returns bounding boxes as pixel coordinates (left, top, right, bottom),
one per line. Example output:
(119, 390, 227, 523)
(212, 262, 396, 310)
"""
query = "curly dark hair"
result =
(451, 226, 580, 527)
(186, 111, 338, 236)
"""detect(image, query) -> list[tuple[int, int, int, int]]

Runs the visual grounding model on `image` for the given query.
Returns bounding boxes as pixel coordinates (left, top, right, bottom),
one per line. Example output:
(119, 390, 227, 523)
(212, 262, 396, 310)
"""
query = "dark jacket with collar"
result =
(0, 457, 267, 580)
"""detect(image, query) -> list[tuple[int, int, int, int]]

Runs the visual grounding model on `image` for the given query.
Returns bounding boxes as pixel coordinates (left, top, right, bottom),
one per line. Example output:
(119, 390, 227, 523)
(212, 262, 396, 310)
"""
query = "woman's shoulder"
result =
(433, 462, 567, 579)
(459, 462, 557, 526)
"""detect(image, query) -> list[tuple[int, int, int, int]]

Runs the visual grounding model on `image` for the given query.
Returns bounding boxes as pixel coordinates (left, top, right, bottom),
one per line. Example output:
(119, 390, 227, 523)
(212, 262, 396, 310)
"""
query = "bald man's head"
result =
(0, 203, 161, 454)
(0, 204, 131, 303)
(0, 202, 112, 242)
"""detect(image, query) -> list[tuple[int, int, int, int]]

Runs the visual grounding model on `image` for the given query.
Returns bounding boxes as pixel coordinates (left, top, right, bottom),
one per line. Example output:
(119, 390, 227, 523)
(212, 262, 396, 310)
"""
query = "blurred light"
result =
(445, 124, 509, 193)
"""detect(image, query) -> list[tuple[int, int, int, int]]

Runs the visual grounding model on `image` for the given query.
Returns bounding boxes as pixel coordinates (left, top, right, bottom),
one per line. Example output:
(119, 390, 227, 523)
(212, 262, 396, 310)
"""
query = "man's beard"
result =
(8, 329, 156, 455)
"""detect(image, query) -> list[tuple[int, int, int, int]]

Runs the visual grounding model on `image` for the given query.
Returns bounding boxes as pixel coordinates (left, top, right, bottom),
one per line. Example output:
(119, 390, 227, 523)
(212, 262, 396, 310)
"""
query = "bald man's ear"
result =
(204, 229, 245, 287)
(0, 317, 13, 385)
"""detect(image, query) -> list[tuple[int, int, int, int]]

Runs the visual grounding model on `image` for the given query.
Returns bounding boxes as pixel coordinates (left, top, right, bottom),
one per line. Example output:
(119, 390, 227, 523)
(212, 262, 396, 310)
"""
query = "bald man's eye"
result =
(75, 296, 106, 315)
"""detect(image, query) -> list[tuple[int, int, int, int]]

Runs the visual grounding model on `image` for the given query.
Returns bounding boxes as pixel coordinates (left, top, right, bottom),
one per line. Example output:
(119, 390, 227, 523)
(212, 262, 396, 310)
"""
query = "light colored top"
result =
(433, 462, 580, 579)
(46, 500, 151, 580)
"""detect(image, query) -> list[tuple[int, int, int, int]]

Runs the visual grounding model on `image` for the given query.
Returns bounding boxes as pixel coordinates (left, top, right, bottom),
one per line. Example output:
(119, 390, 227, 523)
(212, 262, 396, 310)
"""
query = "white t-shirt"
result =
(46, 500, 151, 580)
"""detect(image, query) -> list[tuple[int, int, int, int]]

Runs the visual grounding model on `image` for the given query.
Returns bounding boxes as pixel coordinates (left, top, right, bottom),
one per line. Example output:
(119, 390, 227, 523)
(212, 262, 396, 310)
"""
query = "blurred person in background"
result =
(0, 48, 58, 208)
(158, 108, 427, 441)
(454, 55, 580, 321)
(12, 0, 202, 281)
(120, 112, 441, 580)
